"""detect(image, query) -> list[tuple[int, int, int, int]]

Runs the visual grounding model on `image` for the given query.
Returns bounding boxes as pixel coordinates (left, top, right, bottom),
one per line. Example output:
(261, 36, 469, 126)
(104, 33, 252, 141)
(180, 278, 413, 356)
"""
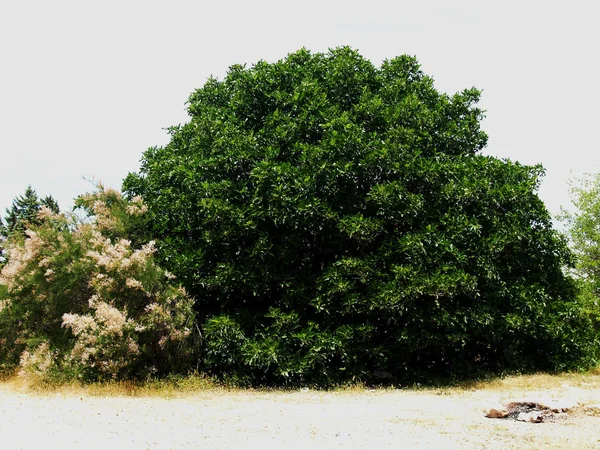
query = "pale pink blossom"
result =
(62, 313, 98, 335)
(125, 278, 144, 290)
(37, 206, 58, 220)
(18, 342, 54, 376)
(0, 299, 10, 313)
(94, 301, 128, 335)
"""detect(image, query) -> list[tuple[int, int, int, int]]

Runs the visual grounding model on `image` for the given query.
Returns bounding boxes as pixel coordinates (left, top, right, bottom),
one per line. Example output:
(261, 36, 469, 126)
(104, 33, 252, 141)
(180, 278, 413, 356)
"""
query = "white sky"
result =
(1, 0, 598, 220)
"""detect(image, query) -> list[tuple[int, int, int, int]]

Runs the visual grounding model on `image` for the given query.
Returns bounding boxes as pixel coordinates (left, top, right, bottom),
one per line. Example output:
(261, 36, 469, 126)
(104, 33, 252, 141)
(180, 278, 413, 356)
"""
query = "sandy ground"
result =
(1, 383, 600, 449)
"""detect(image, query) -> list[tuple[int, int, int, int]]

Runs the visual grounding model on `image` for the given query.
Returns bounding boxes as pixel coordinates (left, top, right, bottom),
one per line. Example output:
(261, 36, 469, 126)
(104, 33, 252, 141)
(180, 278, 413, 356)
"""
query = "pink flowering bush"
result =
(0, 187, 197, 380)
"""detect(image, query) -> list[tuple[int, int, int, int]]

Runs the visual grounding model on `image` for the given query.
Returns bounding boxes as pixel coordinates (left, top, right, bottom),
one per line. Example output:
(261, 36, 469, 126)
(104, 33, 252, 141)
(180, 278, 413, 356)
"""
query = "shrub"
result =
(123, 47, 595, 385)
(0, 187, 197, 380)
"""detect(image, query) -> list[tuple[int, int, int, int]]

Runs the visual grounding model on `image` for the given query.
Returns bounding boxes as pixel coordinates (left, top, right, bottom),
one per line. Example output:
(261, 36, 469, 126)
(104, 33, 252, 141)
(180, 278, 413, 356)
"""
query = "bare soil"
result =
(1, 379, 600, 449)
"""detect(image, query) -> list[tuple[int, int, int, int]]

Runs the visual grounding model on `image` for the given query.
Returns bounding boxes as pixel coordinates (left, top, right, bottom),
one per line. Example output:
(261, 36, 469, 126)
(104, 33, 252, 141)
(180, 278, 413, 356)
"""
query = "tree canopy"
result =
(123, 47, 595, 385)
(561, 173, 600, 298)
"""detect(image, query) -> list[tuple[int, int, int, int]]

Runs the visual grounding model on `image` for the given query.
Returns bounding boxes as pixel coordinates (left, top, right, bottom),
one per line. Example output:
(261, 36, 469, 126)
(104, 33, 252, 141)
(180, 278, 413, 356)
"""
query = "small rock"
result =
(584, 403, 600, 415)
(485, 407, 509, 419)
(516, 411, 546, 423)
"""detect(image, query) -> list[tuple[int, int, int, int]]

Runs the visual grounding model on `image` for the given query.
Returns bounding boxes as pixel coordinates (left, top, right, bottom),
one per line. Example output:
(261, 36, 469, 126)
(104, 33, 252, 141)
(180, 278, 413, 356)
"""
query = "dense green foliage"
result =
(0, 188, 197, 380)
(123, 47, 596, 385)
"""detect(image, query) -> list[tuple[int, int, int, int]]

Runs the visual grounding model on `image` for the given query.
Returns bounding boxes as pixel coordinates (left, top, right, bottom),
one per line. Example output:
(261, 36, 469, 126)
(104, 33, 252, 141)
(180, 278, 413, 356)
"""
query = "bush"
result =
(124, 47, 595, 385)
(0, 187, 198, 380)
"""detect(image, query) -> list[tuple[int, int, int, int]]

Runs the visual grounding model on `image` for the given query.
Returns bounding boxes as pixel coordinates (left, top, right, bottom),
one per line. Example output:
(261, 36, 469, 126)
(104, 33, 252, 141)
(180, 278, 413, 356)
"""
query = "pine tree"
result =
(41, 195, 60, 215)
(1, 187, 60, 265)
(2, 186, 41, 238)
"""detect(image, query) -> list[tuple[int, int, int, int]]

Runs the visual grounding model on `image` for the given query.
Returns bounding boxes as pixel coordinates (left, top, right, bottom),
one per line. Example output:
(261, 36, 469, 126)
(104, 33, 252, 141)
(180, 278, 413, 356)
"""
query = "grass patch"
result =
(0, 372, 223, 398)
(467, 368, 600, 391)
(2, 368, 600, 398)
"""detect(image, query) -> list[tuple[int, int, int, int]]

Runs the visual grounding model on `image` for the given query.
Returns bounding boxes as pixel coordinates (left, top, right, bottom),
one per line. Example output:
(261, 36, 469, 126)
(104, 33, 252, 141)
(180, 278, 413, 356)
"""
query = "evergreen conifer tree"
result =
(1, 186, 60, 264)
(1, 186, 60, 239)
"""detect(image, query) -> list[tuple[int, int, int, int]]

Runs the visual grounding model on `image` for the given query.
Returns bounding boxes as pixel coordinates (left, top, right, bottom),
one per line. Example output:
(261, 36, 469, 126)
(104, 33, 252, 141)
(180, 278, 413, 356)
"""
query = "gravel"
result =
(1, 384, 599, 449)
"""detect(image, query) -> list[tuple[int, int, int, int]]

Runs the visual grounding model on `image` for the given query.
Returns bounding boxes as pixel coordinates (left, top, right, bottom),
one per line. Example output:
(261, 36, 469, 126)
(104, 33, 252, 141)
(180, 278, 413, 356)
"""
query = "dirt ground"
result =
(1, 379, 600, 449)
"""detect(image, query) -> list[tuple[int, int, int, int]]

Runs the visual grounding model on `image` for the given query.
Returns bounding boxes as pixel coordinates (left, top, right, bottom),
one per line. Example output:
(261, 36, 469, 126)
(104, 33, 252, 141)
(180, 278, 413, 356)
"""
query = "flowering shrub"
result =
(0, 187, 197, 380)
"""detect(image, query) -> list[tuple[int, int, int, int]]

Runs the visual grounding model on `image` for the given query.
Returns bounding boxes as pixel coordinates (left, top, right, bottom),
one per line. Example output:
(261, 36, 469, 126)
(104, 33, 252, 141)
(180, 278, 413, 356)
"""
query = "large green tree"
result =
(561, 173, 600, 297)
(124, 47, 595, 385)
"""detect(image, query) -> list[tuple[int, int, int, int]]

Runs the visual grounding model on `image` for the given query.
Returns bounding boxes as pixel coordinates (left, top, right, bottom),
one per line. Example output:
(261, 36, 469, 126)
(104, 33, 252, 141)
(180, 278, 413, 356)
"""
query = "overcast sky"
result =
(1, 0, 598, 222)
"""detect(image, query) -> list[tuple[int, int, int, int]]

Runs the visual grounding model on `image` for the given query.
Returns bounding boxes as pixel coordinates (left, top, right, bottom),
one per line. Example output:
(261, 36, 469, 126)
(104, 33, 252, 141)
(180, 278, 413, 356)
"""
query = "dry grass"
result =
(3, 368, 600, 398)
(0, 372, 223, 398)
(468, 368, 600, 391)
